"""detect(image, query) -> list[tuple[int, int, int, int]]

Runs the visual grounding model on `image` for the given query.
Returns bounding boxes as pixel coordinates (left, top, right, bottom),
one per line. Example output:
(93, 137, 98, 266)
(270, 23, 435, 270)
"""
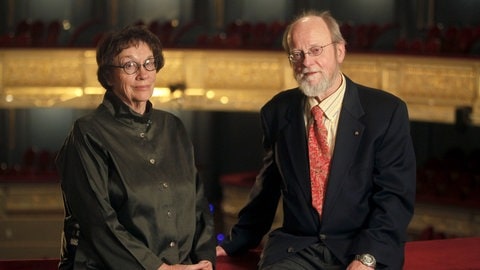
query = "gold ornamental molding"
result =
(0, 49, 479, 125)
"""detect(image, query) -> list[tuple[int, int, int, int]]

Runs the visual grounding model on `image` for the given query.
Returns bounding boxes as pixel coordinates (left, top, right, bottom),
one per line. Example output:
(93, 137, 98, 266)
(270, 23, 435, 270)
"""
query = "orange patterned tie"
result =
(308, 105, 331, 216)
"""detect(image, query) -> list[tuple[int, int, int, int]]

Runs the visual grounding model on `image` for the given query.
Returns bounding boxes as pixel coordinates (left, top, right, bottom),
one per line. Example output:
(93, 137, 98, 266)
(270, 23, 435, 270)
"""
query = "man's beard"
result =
(296, 69, 336, 97)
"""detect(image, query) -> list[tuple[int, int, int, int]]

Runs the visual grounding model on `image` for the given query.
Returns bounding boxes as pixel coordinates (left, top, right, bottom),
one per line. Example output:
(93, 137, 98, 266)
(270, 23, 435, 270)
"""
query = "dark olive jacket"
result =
(57, 92, 216, 270)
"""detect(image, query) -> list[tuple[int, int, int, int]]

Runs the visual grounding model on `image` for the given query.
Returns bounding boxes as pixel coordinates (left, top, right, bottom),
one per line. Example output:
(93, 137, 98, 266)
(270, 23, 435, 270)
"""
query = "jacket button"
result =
(319, 234, 326, 240)
(287, 247, 295, 253)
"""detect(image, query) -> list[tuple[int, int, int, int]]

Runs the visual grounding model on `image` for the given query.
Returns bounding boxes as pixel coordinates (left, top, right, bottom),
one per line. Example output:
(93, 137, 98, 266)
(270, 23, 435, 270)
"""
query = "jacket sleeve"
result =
(220, 108, 282, 255)
(189, 173, 217, 264)
(348, 99, 416, 268)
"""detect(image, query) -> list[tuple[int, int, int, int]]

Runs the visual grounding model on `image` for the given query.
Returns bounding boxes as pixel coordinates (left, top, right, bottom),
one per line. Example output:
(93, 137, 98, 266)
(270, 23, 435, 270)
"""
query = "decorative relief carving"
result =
(3, 87, 83, 108)
(158, 51, 186, 87)
(83, 51, 100, 87)
(400, 64, 475, 106)
(0, 49, 479, 125)
(380, 62, 401, 96)
(1, 183, 63, 214)
(342, 60, 381, 89)
(204, 52, 283, 90)
(3, 50, 84, 87)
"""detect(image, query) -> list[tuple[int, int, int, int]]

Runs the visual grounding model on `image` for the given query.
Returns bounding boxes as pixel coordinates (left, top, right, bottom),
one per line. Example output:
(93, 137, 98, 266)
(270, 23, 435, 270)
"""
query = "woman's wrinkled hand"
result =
(158, 260, 212, 270)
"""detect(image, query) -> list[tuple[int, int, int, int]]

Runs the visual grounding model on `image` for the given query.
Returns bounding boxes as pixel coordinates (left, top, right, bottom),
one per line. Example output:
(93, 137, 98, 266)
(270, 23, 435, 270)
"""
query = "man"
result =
(216, 10, 416, 270)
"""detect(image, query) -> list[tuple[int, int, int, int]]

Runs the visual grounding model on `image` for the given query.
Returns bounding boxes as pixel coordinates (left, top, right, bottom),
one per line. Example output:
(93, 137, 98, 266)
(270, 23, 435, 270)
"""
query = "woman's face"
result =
(110, 41, 156, 114)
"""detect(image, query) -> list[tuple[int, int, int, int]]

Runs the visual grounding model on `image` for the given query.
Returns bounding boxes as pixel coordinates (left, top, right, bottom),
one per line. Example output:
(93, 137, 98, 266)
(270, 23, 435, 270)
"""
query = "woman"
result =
(57, 25, 215, 270)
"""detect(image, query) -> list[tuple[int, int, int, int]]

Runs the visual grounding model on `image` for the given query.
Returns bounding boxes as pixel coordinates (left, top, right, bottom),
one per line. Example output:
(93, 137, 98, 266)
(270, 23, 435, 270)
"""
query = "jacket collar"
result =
(101, 91, 153, 124)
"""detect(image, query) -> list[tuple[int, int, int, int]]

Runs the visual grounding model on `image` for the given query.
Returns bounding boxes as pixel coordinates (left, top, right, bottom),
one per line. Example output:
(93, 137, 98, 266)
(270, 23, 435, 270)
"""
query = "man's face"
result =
(288, 16, 345, 98)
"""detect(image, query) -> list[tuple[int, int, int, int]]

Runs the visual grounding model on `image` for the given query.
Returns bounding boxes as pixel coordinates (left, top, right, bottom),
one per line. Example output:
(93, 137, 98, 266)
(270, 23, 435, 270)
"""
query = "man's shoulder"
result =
(346, 78, 408, 120)
(346, 76, 403, 104)
(73, 105, 108, 129)
(262, 88, 303, 110)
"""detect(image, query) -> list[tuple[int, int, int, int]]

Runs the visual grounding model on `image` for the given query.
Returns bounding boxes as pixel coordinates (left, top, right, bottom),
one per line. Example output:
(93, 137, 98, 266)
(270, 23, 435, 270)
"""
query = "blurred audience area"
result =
(1, 18, 480, 57)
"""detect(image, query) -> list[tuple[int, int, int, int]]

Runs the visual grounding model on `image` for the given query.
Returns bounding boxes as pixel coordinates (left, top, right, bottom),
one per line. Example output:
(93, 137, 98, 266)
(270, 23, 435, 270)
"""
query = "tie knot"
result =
(311, 105, 324, 122)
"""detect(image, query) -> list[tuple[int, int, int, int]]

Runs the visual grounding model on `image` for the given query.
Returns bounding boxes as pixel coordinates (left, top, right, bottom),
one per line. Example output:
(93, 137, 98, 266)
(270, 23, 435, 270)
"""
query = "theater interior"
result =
(0, 0, 479, 269)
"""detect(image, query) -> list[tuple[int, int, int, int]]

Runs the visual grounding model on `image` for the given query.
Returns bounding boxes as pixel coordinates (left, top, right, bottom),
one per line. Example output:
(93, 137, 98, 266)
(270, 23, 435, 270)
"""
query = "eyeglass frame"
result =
(108, 57, 159, 75)
(288, 42, 336, 63)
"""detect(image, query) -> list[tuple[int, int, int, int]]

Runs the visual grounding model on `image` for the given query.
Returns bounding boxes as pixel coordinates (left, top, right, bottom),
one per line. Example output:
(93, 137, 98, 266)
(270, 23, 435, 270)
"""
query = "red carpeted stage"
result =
(403, 237, 480, 270)
(0, 237, 479, 270)
(216, 237, 480, 269)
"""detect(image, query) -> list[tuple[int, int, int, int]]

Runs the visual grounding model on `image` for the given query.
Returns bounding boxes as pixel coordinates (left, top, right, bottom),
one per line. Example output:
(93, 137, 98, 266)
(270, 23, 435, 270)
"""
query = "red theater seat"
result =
(0, 259, 58, 270)
(405, 237, 480, 270)
(217, 249, 261, 270)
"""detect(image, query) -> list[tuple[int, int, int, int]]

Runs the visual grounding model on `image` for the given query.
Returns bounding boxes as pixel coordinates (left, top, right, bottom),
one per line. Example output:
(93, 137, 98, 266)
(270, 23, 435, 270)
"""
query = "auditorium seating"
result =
(416, 148, 480, 208)
(0, 147, 58, 181)
(67, 18, 106, 47)
(1, 18, 479, 57)
(0, 19, 63, 47)
(44, 20, 62, 47)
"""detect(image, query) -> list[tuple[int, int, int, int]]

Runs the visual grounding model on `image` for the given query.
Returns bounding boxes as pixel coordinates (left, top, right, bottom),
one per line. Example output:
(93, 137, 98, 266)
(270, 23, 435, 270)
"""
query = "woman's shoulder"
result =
(151, 109, 182, 122)
(73, 106, 107, 129)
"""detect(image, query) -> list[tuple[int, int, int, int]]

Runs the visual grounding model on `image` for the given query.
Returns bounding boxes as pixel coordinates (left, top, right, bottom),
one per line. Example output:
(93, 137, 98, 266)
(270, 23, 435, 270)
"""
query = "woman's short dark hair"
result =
(96, 25, 165, 91)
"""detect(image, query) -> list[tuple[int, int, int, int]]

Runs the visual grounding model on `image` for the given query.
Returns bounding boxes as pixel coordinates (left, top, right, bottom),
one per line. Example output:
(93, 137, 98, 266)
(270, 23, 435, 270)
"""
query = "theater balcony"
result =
(0, 49, 479, 127)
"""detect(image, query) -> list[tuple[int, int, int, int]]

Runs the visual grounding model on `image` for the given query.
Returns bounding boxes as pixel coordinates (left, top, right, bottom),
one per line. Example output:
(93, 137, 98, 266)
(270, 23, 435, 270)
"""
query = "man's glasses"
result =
(288, 42, 336, 63)
(109, 57, 158, 75)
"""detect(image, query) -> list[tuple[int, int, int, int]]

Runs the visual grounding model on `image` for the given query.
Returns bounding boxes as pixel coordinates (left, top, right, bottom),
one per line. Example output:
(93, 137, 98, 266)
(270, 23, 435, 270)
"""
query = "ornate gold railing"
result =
(1, 49, 479, 125)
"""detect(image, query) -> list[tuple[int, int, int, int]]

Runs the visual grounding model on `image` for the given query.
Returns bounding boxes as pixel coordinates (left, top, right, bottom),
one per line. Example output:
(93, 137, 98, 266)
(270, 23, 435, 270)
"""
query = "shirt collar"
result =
(308, 73, 346, 120)
(102, 91, 152, 124)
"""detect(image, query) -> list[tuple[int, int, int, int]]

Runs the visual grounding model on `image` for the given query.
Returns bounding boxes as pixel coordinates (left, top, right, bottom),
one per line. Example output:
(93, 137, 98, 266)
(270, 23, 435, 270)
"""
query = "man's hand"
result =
(346, 259, 375, 270)
(216, 246, 227, 256)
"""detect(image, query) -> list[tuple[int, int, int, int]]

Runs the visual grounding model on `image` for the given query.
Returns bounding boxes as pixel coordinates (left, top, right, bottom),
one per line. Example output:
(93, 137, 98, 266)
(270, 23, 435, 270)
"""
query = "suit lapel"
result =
(279, 92, 313, 203)
(322, 78, 365, 218)
(276, 80, 365, 221)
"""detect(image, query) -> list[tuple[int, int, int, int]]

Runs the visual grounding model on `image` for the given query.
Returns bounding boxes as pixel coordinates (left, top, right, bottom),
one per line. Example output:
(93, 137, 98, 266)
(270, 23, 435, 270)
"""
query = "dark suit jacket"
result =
(221, 76, 416, 269)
